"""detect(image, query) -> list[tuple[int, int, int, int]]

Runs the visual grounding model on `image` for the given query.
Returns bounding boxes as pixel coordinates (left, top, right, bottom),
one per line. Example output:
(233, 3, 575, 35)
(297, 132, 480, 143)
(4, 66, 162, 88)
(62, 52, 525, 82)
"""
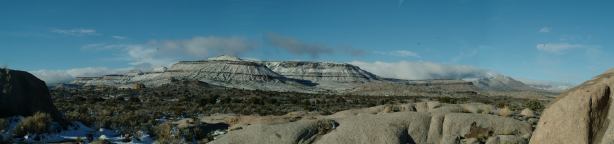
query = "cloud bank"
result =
(350, 61, 488, 80)
(33, 36, 256, 85)
(266, 33, 334, 58)
(375, 50, 420, 58)
(539, 27, 551, 33)
(84, 36, 256, 70)
(536, 43, 585, 53)
(30, 67, 131, 85)
(51, 28, 99, 36)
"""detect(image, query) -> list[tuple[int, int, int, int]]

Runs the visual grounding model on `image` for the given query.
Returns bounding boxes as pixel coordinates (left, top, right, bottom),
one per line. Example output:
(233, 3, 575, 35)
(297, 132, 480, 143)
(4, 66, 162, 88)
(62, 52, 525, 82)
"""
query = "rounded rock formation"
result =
(530, 69, 614, 144)
(0, 69, 64, 123)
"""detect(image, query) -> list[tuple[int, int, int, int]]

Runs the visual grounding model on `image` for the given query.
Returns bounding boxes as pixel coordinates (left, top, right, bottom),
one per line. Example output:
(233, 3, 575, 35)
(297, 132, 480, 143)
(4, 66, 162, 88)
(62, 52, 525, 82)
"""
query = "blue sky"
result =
(1, 0, 613, 84)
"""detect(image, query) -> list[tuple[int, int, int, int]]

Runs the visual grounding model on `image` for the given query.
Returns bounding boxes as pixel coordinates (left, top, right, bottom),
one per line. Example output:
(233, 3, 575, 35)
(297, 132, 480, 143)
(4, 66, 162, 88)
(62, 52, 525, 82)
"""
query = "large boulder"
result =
(0, 69, 64, 122)
(440, 113, 532, 144)
(315, 112, 432, 144)
(209, 102, 533, 144)
(530, 69, 614, 144)
(209, 119, 338, 144)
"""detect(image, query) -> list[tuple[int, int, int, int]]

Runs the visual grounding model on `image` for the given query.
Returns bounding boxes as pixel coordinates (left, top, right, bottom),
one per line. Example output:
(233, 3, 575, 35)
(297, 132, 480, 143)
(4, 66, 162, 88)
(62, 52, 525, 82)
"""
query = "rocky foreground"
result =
(5, 66, 614, 143)
(197, 68, 614, 144)
(203, 102, 538, 144)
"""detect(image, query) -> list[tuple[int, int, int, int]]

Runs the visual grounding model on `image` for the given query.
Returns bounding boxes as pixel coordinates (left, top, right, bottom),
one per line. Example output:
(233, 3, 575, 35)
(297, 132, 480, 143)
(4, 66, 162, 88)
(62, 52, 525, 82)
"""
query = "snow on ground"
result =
(0, 117, 153, 143)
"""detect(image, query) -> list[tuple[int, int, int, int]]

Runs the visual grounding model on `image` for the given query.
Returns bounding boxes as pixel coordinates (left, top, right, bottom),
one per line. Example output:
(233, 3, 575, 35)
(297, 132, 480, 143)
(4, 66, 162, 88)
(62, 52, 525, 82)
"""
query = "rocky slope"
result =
(206, 102, 537, 144)
(345, 80, 478, 97)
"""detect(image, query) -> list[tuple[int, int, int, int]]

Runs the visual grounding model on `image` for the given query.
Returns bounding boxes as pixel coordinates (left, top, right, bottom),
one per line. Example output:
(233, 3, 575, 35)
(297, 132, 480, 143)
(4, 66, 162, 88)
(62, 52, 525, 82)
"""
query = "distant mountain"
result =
(68, 55, 382, 93)
(65, 55, 550, 96)
(518, 79, 575, 92)
(463, 72, 536, 92)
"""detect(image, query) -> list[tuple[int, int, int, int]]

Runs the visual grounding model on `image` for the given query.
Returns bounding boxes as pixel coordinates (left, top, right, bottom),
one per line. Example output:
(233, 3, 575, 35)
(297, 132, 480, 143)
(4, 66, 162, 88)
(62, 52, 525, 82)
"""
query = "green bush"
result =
(14, 112, 53, 136)
(523, 100, 544, 111)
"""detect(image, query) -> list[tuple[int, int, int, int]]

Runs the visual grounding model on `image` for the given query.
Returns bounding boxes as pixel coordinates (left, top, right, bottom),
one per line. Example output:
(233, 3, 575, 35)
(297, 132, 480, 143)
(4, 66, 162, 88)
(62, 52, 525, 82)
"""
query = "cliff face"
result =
(263, 61, 380, 83)
(170, 60, 285, 82)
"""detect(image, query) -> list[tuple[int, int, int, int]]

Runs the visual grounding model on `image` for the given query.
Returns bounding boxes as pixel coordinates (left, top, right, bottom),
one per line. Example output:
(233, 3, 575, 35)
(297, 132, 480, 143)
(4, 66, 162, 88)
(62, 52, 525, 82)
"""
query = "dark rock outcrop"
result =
(0, 69, 64, 123)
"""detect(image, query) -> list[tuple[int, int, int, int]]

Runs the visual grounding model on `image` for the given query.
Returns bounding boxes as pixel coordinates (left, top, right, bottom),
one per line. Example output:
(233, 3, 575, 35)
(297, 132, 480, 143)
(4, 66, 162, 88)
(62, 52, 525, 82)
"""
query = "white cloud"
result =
(30, 67, 131, 84)
(112, 35, 127, 40)
(375, 50, 420, 58)
(539, 27, 551, 33)
(160, 36, 254, 56)
(350, 61, 488, 80)
(265, 33, 365, 57)
(82, 36, 256, 70)
(266, 33, 334, 57)
(51, 28, 99, 36)
(536, 43, 584, 53)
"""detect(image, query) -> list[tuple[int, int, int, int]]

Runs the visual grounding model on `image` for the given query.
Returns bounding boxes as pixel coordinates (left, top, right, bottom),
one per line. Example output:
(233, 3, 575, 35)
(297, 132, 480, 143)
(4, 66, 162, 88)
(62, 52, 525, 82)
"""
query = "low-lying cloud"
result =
(30, 67, 131, 85)
(266, 33, 334, 58)
(83, 36, 256, 70)
(350, 61, 488, 80)
(536, 43, 585, 54)
(158, 36, 254, 57)
(539, 27, 551, 33)
(51, 28, 99, 36)
(375, 50, 420, 58)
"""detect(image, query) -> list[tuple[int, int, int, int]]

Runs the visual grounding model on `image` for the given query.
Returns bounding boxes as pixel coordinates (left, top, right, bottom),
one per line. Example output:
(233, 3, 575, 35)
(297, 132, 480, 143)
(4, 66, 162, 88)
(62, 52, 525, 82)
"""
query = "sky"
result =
(1, 0, 613, 85)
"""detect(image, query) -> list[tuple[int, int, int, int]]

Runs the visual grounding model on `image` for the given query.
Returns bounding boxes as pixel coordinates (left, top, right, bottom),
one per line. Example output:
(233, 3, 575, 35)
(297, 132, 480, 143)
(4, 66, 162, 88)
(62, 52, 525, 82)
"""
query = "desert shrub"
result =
(498, 107, 513, 117)
(495, 101, 508, 108)
(461, 105, 479, 114)
(154, 122, 180, 143)
(316, 119, 338, 134)
(463, 122, 492, 142)
(436, 97, 467, 104)
(520, 108, 535, 117)
(14, 112, 53, 136)
(90, 139, 112, 144)
(523, 100, 544, 111)
(0, 118, 6, 131)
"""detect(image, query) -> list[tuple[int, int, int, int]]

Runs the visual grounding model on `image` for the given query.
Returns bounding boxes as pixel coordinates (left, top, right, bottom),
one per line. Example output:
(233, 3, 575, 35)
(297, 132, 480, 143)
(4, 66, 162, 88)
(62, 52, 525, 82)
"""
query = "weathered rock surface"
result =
(316, 112, 431, 144)
(530, 69, 614, 144)
(0, 69, 64, 122)
(210, 119, 338, 144)
(208, 102, 534, 144)
(440, 113, 532, 144)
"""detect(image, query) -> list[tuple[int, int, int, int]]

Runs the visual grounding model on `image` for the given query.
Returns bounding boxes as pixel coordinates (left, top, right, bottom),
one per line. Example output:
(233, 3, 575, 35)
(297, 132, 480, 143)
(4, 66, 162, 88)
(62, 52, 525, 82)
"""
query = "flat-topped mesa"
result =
(72, 75, 132, 86)
(170, 60, 285, 82)
(263, 61, 380, 83)
(207, 55, 243, 61)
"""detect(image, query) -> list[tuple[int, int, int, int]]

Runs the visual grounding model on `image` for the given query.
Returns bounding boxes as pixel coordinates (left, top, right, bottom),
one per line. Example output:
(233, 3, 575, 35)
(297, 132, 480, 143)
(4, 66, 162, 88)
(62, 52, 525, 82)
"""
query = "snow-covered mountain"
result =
(67, 55, 548, 95)
(462, 72, 536, 92)
(69, 55, 382, 92)
(518, 79, 575, 92)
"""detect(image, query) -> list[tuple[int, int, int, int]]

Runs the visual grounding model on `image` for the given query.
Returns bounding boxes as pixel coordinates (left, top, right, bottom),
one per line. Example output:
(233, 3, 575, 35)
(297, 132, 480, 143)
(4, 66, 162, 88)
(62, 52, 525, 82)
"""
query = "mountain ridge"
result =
(64, 55, 552, 96)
